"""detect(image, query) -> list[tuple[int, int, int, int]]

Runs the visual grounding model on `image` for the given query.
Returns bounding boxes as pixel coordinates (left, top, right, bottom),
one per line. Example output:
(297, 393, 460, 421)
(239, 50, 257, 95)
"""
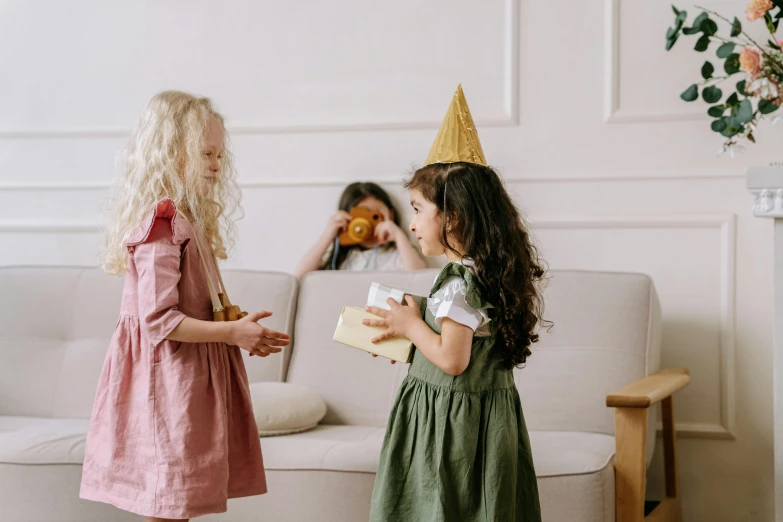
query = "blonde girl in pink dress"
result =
(79, 91, 291, 522)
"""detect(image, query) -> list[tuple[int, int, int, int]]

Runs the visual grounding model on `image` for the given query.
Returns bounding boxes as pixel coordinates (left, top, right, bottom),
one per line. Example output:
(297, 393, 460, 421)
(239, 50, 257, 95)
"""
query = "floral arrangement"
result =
(667, 1, 783, 155)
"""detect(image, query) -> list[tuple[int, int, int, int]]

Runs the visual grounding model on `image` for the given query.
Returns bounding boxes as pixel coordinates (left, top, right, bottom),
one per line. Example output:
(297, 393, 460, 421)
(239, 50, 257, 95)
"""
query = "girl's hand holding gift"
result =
(363, 296, 422, 343)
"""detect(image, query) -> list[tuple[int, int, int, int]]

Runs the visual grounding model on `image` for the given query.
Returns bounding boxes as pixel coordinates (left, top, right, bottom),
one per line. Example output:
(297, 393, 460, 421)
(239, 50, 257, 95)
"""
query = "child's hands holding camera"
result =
(374, 220, 405, 245)
(322, 210, 353, 241)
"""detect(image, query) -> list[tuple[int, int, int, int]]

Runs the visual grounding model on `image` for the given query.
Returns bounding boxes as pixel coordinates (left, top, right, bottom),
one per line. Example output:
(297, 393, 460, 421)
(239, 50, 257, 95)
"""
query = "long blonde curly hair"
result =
(103, 90, 242, 275)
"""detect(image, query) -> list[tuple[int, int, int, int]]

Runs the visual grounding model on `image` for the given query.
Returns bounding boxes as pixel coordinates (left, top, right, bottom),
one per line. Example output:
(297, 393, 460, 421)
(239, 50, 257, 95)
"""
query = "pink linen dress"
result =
(80, 199, 266, 519)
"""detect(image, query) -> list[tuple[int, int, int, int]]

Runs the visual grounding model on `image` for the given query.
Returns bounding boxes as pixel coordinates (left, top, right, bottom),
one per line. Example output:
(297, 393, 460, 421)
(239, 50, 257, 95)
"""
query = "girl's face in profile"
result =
(198, 116, 224, 196)
(408, 189, 444, 258)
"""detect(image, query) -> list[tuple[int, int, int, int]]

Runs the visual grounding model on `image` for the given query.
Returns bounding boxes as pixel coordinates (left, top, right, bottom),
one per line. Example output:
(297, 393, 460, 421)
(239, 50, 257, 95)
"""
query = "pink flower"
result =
(740, 46, 763, 76)
(747, 0, 773, 21)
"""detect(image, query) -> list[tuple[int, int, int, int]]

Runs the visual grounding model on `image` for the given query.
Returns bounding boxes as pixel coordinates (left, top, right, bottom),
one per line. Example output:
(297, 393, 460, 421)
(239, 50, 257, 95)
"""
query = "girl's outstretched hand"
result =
(232, 311, 290, 357)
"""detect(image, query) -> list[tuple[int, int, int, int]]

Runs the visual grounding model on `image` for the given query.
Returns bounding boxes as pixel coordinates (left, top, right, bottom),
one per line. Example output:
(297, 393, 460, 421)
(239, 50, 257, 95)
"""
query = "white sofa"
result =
(0, 266, 686, 522)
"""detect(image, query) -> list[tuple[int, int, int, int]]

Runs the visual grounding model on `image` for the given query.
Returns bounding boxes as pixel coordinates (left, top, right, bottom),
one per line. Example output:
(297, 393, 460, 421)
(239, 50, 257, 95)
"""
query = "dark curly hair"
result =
(406, 162, 550, 368)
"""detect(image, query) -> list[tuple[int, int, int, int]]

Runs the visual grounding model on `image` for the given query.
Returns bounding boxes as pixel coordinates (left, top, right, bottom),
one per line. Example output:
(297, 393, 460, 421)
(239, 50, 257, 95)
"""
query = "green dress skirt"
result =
(369, 263, 542, 522)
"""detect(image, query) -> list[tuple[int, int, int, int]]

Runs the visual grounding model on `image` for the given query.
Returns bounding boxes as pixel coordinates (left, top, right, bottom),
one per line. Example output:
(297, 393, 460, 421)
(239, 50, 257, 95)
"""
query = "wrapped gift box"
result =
(333, 306, 414, 363)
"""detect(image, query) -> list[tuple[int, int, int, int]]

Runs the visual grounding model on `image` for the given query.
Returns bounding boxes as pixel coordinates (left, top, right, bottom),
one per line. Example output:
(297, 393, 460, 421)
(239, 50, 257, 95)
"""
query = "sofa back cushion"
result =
(0, 267, 298, 418)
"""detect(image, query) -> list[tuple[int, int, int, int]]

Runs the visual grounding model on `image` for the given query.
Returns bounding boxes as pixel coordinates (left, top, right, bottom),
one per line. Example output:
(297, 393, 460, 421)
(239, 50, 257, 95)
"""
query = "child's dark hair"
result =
(321, 182, 403, 270)
(405, 162, 550, 368)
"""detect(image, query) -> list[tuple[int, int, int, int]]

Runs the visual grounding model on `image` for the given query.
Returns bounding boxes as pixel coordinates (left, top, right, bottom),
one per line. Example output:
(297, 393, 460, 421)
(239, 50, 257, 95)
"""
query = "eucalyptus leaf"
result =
(720, 118, 740, 137)
(701, 18, 718, 36)
(703, 85, 722, 103)
(760, 99, 781, 114)
(724, 53, 740, 74)
(692, 12, 708, 28)
(681, 84, 699, 102)
(731, 17, 741, 37)
(766, 12, 777, 34)
(695, 34, 710, 52)
(674, 10, 688, 31)
(737, 99, 753, 123)
(717, 42, 736, 58)
(726, 92, 740, 107)
(701, 61, 714, 79)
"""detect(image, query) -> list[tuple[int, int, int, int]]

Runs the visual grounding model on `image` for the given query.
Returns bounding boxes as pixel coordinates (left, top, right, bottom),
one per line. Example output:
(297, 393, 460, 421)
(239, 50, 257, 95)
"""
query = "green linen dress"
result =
(369, 262, 542, 522)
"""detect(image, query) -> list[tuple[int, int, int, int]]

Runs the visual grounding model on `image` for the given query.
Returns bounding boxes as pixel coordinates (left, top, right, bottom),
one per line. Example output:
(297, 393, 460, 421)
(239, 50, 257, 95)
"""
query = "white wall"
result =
(0, 0, 776, 520)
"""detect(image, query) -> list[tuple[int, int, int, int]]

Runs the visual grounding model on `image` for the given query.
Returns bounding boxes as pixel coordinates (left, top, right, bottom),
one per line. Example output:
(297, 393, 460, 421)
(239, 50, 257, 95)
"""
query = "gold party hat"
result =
(424, 84, 487, 166)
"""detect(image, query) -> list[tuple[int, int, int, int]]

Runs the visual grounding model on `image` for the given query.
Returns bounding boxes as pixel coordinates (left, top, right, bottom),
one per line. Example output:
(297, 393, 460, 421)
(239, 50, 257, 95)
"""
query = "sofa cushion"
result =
(0, 267, 298, 421)
(0, 416, 88, 465)
(0, 267, 124, 419)
(261, 425, 386, 473)
(260, 425, 615, 478)
(249, 382, 327, 436)
(517, 272, 660, 440)
(530, 431, 615, 477)
(539, 463, 615, 522)
(286, 269, 659, 466)
(287, 270, 438, 427)
(533, 431, 616, 522)
(0, 415, 616, 521)
(0, 419, 616, 475)
(219, 270, 299, 383)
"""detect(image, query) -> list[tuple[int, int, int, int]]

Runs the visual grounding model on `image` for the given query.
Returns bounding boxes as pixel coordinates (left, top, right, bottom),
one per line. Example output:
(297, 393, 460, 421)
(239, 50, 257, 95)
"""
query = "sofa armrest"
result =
(610, 368, 690, 521)
(606, 368, 690, 409)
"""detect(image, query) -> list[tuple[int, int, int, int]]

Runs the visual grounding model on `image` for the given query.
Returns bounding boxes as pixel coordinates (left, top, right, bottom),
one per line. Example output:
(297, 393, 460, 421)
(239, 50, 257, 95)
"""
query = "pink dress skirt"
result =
(80, 199, 266, 519)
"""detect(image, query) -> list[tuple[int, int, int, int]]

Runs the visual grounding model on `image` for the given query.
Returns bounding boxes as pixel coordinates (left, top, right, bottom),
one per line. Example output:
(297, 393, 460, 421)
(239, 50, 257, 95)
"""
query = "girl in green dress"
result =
(364, 161, 548, 521)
